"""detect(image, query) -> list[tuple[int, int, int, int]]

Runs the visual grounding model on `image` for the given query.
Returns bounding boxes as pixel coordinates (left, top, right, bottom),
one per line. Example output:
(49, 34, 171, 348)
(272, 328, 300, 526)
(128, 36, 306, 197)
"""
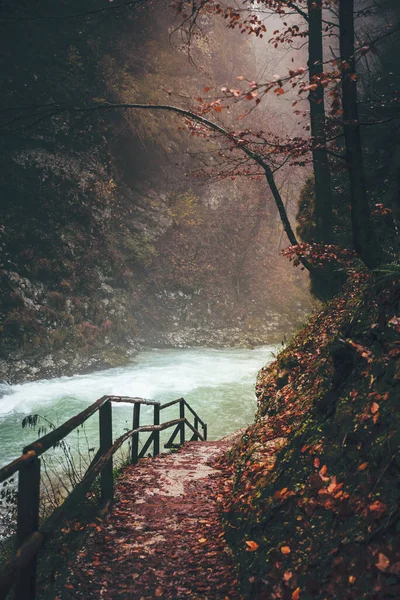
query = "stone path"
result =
(63, 441, 244, 599)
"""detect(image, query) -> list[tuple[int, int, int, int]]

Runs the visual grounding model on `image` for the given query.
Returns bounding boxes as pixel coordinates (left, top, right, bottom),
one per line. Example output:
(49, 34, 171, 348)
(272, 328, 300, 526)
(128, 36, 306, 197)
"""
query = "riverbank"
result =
(0, 310, 306, 385)
(219, 274, 400, 598)
(0, 345, 276, 469)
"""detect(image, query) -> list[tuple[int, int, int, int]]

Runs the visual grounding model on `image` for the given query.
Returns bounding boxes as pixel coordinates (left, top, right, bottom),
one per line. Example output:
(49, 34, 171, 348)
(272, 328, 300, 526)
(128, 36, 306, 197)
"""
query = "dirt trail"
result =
(64, 441, 244, 599)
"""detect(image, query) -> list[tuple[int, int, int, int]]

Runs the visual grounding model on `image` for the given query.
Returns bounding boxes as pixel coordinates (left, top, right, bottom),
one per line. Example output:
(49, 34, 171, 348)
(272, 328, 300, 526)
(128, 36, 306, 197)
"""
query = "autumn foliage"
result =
(217, 274, 400, 598)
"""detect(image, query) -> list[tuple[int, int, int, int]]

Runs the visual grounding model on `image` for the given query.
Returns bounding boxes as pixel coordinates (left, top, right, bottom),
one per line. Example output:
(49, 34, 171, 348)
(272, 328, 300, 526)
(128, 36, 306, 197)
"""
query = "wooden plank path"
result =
(63, 441, 244, 599)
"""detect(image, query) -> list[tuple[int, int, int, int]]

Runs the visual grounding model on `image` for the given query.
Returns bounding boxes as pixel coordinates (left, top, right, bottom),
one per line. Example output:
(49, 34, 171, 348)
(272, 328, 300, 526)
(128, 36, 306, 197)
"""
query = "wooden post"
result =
(203, 423, 208, 441)
(131, 403, 140, 465)
(14, 457, 41, 600)
(153, 405, 160, 457)
(99, 400, 113, 503)
(180, 400, 185, 446)
(194, 416, 199, 441)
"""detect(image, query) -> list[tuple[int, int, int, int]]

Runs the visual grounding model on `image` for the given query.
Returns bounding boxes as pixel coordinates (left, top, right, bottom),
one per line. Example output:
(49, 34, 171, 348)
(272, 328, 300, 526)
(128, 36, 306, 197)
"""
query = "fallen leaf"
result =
(357, 462, 368, 471)
(370, 402, 379, 414)
(376, 553, 390, 572)
(292, 587, 300, 600)
(245, 540, 259, 551)
(281, 546, 291, 555)
(198, 538, 207, 543)
(319, 465, 329, 481)
(369, 500, 387, 518)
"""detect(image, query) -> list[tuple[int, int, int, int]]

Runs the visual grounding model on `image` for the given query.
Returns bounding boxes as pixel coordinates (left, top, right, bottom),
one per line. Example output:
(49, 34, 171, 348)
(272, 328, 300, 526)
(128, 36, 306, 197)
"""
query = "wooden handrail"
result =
(22, 395, 110, 456)
(0, 450, 37, 485)
(160, 398, 206, 428)
(108, 396, 160, 406)
(182, 400, 206, 428)
(0, 394, 207, 600)
(159, 397, 184, 410)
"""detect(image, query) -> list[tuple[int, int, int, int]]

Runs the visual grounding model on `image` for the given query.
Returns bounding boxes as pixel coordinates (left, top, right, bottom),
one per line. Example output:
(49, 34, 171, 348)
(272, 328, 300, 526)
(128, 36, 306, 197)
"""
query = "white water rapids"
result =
(0, 345, 277, 469)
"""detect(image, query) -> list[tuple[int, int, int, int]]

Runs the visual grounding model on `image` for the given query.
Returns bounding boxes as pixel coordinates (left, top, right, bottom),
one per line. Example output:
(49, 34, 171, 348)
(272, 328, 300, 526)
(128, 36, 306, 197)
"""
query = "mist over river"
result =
(0, 345, 277, 469)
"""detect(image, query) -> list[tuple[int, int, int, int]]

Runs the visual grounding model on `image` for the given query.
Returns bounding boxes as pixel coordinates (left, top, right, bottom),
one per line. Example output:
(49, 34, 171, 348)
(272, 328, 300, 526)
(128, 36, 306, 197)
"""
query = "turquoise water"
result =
(0, 345, 276, 469)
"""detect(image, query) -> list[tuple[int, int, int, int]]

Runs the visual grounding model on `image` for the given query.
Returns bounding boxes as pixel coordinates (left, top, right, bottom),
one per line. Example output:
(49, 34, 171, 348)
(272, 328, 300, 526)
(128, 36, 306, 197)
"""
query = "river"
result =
(0, 345, 276, 470)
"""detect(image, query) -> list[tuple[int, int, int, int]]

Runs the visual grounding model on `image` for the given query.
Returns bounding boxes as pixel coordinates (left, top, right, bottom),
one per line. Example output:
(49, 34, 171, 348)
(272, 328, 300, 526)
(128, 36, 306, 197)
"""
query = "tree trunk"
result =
(339, 0, 381, 268)
(307, 0, 334, 244)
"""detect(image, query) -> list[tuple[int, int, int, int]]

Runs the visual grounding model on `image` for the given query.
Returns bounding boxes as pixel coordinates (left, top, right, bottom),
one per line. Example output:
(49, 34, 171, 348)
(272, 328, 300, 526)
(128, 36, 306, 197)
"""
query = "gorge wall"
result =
(0, 1, 312, 384)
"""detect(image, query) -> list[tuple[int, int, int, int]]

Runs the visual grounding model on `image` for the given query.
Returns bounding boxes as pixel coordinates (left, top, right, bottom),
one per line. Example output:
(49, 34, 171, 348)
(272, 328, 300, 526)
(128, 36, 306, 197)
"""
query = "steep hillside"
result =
(220, 273, 400, 599)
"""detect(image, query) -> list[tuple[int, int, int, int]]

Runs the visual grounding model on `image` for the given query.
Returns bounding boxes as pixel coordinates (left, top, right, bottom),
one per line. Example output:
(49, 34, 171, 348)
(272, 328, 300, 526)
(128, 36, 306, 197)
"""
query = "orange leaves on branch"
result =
(245, 540, 259, 552)
(357, 462, 369, 471)
(281, 545, 291, 555)
(301, 83, 318, 92)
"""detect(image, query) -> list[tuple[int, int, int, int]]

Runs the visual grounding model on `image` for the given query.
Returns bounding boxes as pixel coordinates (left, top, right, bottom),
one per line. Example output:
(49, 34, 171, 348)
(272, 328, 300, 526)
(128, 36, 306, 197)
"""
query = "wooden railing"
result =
(0, 395, 207, 600)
